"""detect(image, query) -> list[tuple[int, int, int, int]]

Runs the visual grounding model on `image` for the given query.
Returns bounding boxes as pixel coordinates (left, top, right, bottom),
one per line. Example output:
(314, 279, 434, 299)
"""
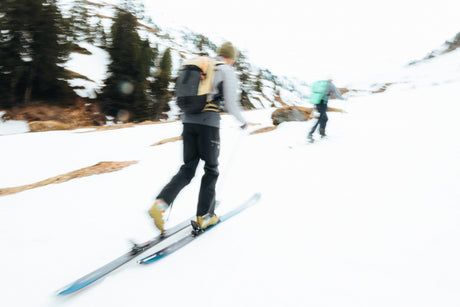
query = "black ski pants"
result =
(157, 123, 220, 217)
(309, 101, 328, 135)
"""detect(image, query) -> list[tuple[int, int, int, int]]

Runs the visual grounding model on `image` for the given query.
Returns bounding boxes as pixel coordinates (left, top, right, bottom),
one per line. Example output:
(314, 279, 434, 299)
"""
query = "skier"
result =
(149, 42, 248, 233)
(308, 79, 344, 141)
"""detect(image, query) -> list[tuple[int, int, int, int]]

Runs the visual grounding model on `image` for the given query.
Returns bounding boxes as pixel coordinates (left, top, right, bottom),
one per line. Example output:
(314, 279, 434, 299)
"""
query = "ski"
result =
(57, 212, 202, 295)
(138, 192, 261, 265)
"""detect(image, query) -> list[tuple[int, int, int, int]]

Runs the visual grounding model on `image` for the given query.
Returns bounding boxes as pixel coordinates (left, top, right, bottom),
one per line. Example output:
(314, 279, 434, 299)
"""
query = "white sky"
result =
(111, 0, 460, 84)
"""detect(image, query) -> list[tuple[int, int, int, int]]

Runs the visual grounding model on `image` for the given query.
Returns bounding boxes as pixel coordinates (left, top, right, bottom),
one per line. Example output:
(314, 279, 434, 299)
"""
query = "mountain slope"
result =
(62, 0, 310, 118)
(0, 41, 459, 306)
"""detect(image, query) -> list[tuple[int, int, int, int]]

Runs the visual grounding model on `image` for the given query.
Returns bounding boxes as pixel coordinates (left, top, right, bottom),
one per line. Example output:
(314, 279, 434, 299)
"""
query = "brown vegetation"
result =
(149, 122, 275, 144)
(0, 101, 183, 133)
(151, 136, 183, 146)
(2, 100, 106, 131)
(274, 92, 288, 106)
(250, 126, 277, 135)
(372, 83, 393, 94)
(85, 120, 181, 133)
(327, 107, 346, 113)
(28, 120, 72, 132)
(0, 161, 137, 197)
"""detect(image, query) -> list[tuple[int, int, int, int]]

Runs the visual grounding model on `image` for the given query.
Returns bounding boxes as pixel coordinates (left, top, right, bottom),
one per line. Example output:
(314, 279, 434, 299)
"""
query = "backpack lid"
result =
(181, 56, 225, 96)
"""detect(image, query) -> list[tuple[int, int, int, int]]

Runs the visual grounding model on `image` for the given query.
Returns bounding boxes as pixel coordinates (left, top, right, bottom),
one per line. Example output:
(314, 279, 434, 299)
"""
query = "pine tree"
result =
(446, 31, 460, 52)
(0, 0, 72, 107)
(0, 0, 26, 107)
(151, 43, 159, 66)
(254, 70, 263, 93)
(150, 48, 172, 120)
(94, 19, 107, 48)
(26, 0, 72, 103)
(101, 8, 152, 122)
(234, 51, 254, 109)
(120, 0, 145, 19)
(192, 34, 216, 55)
(69, 0, 91, 42)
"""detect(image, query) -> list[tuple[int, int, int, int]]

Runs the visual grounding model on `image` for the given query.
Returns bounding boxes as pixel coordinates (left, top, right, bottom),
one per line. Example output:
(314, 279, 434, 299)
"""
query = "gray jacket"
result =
(181, 57, 247, 128)
(327, 82, 345, 101)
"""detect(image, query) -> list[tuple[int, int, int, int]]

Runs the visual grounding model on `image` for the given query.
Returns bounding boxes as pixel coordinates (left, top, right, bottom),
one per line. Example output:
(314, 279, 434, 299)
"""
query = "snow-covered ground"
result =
(65, 42, 111, 99)
(0, 111, 30, 135)
(1, 49, 460, 306)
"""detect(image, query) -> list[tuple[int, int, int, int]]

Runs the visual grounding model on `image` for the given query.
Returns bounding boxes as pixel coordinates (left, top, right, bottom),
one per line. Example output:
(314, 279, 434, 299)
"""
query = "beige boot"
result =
(148, 199, 169, 233)
(196, 214, 220, 230)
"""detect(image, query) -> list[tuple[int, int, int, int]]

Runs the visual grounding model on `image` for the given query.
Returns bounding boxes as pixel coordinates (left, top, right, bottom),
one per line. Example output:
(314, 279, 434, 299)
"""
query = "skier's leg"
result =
(318, 103, 328, 137)
(156, 124, 200, 205)
(196, 125, 220, 217)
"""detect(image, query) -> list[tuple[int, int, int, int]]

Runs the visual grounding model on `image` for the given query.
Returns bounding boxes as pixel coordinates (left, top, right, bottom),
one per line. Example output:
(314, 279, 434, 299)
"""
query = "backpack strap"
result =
(202, 81, 224, 112)
(201, 102, 220, 112)
(199, 58, 224, 97)
(199, 57, 208, 80)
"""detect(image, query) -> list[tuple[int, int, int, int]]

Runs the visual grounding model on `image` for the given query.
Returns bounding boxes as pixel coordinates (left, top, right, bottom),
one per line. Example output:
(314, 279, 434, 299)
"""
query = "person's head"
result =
(217, 41, 237, 65)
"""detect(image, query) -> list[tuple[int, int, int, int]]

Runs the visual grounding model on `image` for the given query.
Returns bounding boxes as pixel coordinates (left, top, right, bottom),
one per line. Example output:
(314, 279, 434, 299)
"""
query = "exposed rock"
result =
(271, 106, 314, 125)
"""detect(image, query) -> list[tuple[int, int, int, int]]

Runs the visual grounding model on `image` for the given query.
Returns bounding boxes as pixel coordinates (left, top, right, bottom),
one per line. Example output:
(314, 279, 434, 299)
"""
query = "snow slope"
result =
(1, 51, 460, 306)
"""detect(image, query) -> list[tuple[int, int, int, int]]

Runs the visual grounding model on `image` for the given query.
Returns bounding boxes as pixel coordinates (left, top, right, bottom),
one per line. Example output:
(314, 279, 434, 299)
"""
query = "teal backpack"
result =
(309, 80, 330, 105)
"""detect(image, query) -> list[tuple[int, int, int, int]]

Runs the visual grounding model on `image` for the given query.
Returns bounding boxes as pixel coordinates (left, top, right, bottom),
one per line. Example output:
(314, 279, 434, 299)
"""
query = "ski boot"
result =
(148, 199, 169, 233)
(319, 129, 327, 139)
(191, 213, 220, 235)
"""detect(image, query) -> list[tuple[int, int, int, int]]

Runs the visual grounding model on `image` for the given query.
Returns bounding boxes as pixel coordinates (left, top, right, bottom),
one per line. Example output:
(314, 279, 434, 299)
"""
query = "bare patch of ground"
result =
(28, 120, 72, 132)
(149, 123, 272, 145)
(372, 83, 393, 94)
(84, 120, 179, 133)
(327, 107, 346, 113)
(2, 100, 106, 130)
(151, 136, 183, 146)
(1, 102, 181, 133)
(0, 161, 137, 197)
(251, 126, 277, 135)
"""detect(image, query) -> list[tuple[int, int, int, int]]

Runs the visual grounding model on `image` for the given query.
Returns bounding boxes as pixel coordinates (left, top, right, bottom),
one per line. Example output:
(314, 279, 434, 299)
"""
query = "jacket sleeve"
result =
(329, 82, 345, 100)
(221, 65, 247, 125)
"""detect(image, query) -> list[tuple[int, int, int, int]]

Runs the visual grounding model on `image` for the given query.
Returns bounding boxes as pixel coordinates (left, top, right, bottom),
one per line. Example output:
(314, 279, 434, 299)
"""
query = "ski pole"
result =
(216, 126, 248, 201)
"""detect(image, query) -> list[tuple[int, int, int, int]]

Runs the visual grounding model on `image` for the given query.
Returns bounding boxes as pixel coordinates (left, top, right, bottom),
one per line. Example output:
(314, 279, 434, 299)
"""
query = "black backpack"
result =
(175, 56, 224, 114)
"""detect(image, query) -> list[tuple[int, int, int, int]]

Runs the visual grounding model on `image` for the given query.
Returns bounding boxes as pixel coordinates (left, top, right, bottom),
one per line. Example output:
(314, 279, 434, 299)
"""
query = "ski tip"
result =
(56, 289, 69, 296)
(138, 252, 166, 265)
(56, 283, 85, 296)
